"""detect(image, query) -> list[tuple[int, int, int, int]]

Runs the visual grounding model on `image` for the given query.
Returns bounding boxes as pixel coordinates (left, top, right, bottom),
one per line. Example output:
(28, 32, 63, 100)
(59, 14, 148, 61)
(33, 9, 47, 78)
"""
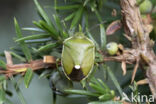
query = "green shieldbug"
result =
(61, 32, 95, 81)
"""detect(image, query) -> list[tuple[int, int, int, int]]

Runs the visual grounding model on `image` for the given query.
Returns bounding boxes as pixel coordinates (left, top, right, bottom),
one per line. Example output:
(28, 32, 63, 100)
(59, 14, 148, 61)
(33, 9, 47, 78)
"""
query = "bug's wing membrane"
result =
(81, 47, 94, 76)
(62, 46, 74, 75)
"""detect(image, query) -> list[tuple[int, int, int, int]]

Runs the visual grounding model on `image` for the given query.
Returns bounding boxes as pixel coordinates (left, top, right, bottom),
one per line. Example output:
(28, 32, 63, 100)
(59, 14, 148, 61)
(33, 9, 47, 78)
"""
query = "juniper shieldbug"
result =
(61, 32, 95, 81)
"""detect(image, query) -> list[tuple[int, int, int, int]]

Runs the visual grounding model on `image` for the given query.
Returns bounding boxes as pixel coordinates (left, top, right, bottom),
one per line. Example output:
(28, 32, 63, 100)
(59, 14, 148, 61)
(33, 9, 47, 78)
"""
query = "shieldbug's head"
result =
(61, 32, 95, 81)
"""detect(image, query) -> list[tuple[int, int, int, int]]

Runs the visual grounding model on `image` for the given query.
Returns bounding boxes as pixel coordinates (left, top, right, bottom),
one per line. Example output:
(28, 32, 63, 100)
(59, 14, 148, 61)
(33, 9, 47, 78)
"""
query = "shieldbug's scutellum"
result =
(61, 32, 95, 81)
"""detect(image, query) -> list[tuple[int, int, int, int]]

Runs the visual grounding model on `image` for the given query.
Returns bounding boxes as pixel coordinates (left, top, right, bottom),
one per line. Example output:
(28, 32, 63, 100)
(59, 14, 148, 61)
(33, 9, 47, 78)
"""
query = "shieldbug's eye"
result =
(61, 32, 95, 81)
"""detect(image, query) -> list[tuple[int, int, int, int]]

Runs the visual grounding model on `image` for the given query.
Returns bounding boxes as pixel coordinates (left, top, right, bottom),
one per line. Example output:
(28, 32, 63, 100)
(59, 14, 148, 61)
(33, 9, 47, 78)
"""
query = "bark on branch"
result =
(120, 0, 156, 98)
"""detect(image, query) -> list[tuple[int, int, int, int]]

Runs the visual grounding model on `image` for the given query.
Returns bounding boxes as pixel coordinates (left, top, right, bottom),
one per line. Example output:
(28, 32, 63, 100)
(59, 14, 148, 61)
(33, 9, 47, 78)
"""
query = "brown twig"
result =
(137, 78, 148, 85)
(0, 51, 56, 78)
(121, 61, 127, 76)
(5, 51, 13, 65)
(131, 58, 139, 83)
